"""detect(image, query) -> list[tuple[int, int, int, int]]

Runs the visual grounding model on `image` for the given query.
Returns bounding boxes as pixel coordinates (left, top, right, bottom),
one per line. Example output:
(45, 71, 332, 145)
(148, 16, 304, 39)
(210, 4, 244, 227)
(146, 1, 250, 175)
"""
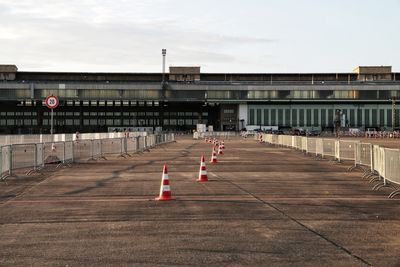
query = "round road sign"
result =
(45, 95, 59, 109)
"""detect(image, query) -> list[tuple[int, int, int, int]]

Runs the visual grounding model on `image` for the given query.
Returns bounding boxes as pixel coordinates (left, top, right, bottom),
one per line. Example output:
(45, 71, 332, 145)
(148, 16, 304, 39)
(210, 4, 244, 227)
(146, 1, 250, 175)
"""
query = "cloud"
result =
(0, 0, 277, 72)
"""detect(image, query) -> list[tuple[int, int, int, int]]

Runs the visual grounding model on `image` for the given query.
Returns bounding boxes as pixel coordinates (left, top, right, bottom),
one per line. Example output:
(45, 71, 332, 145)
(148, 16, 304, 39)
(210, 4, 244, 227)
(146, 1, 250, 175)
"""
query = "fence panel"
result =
(383, 148, 400, 185)
(35, 143, 44, 169)
(73, 140, 92, 162)
(1, 146, 11, 176)
(44, 142, 65, 164)
(11, 144, 36, 170)
(338, 140, 358, 161)
(101, 138, 122, 155)
(356, 143, 372, 168)
(306, 138, 317, 154)
(322, 139, 336, 158)
(64, 141, 74, 163)
(127, 137, 137, 153)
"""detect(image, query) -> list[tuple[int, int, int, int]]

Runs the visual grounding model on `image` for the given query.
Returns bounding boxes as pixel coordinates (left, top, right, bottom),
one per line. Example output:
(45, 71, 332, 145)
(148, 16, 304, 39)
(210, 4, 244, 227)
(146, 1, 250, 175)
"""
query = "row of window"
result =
(0, 118, 205, 127)
(249, 108, 400, 127)
(1, 111, 208, 117)
(2, 89, 400, 100)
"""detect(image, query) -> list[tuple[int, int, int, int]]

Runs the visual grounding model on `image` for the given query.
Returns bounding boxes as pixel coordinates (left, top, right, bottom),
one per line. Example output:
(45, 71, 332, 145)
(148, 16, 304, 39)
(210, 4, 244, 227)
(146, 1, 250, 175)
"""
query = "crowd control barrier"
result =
(0, 133, 175, 181)
(256, 133, 400, 198)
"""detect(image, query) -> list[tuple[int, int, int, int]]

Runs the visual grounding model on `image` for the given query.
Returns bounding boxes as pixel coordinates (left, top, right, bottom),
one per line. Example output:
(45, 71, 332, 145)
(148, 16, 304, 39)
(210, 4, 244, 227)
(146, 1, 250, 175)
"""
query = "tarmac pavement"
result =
(0, 136, 399, 266)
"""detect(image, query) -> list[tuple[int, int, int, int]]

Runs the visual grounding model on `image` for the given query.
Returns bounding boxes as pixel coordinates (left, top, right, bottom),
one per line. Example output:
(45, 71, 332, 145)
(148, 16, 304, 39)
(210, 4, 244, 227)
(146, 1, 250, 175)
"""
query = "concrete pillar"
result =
(238, 103, 248, 129)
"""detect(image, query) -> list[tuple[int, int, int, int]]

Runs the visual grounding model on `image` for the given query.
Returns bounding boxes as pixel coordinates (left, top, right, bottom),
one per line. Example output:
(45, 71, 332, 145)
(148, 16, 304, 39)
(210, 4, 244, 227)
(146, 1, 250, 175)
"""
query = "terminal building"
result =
(0, 64, 399, 134)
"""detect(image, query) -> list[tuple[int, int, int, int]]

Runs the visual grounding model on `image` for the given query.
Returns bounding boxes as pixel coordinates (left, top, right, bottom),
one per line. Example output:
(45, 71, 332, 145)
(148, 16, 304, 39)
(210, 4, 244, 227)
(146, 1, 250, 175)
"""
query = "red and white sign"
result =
(45, 95, 59, 109)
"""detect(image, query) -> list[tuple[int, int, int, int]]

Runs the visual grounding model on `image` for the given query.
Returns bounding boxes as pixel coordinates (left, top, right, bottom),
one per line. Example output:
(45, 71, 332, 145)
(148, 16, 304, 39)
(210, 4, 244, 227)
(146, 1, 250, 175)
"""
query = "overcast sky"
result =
(1, 0, 399, 73)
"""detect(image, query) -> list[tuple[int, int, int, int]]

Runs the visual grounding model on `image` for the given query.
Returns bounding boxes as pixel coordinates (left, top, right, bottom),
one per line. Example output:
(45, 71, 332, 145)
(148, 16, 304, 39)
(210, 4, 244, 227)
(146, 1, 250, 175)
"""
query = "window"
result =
(380, 110, 385, 126)
(271, 109, 276, 125)
(349, 109, 355, 127)
(364, 109, 370, 127)
(387, 110, 392, 127)
(249, 109, 255, 125)
(371, 109, 377, 126)
(306, 109, 312, 126)
(299, 109, 304, 126)
(313, 109, 319, 127)
(263, 109, 269, 125)
(321, 109, 326, 126)
(292, 109, 298, 126)
(278, 109, 283, 126)
(223, 109, 234, 114)
(256, 109, 262, 125)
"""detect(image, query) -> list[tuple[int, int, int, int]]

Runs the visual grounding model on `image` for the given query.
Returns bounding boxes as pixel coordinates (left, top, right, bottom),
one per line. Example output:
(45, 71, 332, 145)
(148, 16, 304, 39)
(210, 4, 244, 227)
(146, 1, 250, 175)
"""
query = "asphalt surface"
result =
(0, 136, 399, 266)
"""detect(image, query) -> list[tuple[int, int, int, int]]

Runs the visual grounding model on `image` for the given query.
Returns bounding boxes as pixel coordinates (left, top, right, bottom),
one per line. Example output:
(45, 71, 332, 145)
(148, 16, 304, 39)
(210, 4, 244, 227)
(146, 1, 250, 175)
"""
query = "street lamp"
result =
(389, 97, 396, 131)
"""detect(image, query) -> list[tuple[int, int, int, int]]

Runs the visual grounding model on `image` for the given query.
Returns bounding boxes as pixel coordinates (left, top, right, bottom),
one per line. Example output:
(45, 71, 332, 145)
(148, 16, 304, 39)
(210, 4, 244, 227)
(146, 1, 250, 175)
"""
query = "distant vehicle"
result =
(308, 130, 320, 136)
(272, 130, 284, 135)
(292, 128, 306, 136)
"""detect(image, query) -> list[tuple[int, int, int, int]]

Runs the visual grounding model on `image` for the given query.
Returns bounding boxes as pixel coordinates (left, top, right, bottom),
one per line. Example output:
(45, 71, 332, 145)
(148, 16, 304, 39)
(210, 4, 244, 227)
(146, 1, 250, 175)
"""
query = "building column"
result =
(238, 103, 248, 129)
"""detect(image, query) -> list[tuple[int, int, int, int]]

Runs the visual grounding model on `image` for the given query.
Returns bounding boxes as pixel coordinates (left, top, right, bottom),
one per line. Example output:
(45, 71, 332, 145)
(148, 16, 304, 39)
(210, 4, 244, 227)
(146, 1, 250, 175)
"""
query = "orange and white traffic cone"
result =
(210, 148, 218, 164)
(197, 155, 208, 182)
(221, 141, 225, 149)
(218, 144, 223, 155)
(155, 164, 175, 201)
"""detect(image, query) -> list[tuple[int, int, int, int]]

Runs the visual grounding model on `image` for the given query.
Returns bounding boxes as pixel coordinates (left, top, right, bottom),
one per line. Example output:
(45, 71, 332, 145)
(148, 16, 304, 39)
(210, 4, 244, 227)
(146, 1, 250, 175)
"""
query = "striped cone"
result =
(210, 148, 218, 164)
(218, 144, 223, 155)
(155, 164, 175, 201)
(197, 155, 208, 182)
(221, 141, 225, 149)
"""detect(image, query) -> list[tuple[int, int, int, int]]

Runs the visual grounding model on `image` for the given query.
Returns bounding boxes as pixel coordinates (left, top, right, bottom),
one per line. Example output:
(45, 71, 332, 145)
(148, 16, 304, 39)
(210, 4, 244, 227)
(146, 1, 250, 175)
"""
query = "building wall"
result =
(248, 104, 399, 130)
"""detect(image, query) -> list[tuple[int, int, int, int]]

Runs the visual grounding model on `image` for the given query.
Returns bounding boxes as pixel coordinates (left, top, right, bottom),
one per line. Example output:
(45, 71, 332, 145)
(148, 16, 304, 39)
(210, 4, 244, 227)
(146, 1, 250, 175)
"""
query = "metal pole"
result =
(51, 108, 54, 136)
(162, 49, 166, 83)
(392, 98, 396, 131)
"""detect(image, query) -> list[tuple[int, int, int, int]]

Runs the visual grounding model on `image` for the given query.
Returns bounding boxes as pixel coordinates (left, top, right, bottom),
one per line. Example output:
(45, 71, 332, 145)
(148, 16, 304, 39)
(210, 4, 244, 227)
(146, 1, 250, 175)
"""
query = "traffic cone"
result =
(210, 148, 217, 164)
(155, 164, 175, 201)
(218, 144, 223, 155)
(197, 155, 208, 182)
(221, 141, 225, 149)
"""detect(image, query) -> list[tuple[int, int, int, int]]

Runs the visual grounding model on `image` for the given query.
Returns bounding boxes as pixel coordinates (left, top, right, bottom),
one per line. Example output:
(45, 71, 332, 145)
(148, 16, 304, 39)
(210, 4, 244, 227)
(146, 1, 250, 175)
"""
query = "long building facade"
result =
(0, 64, 399, 134)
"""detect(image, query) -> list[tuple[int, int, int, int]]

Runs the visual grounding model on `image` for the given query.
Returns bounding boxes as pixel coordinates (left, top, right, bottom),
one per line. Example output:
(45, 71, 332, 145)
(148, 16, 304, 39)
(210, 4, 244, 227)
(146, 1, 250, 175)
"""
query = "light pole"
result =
(162, 49, 166, 85)
(390, 97, 396, 131)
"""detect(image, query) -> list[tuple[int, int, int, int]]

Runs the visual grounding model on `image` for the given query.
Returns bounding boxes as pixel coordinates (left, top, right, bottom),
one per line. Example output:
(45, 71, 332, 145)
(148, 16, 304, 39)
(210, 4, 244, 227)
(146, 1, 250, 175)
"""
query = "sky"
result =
(1, 0, 399, 73)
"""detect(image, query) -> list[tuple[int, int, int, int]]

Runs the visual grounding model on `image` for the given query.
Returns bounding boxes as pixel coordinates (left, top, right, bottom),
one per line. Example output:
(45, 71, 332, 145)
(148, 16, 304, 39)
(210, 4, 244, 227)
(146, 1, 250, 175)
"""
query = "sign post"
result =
(45, 95, 59, 141)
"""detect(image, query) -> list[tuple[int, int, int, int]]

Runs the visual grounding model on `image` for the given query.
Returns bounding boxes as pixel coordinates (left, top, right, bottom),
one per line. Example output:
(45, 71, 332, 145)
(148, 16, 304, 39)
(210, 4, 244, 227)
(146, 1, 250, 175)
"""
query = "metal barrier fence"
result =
(198, 132, 237, 139)
(256, 133, 400, 198)
(0, 132, 150, 146)
(0, 133, 175, 181)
